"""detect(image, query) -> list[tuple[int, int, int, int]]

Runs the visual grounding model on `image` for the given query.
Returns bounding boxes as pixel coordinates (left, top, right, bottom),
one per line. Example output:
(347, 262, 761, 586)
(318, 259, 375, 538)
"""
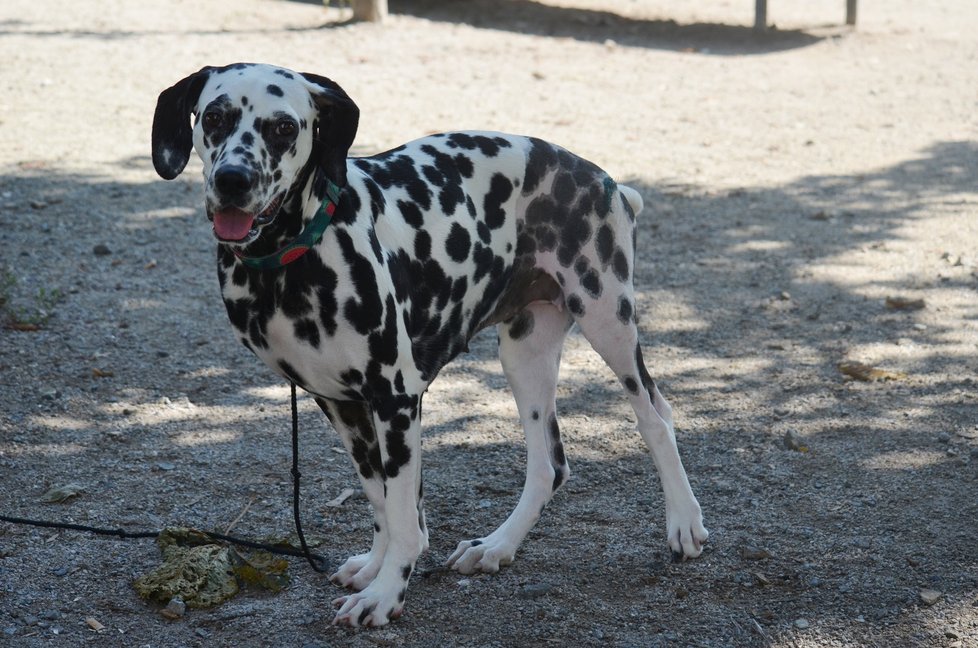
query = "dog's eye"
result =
(202, 111, 223, 129)
(274, 120, 296, 138)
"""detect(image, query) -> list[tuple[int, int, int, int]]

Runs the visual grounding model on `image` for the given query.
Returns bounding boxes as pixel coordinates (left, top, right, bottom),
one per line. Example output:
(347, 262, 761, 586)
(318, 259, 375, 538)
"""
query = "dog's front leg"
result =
(332, 397, 425, 627)
(316, 398, 390, 591)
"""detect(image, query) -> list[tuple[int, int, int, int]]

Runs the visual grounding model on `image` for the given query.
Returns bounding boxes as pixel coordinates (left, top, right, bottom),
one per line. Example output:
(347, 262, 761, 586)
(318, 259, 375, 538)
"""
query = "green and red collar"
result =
(233, 180, 342, 270)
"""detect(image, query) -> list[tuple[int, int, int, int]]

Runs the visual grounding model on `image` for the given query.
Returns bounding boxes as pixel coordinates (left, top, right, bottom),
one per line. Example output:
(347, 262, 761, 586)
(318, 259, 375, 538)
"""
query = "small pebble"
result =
(783, 430, 807, 452)
(741, 546, 772, 561)
(919, 589, 942, 606)
(733, 571, 753, 585)
(794, 618, 810, 629)
(518, 583, 554, 599)
(161, 596, 186, 620)
(93, 244, 111, 256)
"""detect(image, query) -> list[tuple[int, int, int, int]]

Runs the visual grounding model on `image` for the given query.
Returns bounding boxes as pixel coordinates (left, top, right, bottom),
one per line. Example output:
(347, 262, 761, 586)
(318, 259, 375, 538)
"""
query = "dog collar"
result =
(233, 180, 342, 270)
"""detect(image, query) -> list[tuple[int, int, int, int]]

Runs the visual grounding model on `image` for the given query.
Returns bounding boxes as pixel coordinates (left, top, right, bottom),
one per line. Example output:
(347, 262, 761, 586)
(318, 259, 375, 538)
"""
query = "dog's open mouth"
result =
(212, 193, 283, 242)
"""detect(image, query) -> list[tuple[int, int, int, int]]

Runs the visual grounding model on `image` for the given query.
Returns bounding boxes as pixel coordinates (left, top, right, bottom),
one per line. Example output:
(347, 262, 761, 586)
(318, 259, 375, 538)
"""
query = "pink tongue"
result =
(213, 208, 255, 241)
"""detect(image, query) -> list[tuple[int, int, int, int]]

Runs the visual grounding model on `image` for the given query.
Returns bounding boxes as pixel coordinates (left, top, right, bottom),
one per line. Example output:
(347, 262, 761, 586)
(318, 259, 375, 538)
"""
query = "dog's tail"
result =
(619, 185, 644, 217)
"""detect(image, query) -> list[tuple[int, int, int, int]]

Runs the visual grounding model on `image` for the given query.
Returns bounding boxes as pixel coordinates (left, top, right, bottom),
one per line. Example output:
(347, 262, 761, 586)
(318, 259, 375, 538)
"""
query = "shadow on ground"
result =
(389, 0, 828, 54)
(1, 140, 976, 645)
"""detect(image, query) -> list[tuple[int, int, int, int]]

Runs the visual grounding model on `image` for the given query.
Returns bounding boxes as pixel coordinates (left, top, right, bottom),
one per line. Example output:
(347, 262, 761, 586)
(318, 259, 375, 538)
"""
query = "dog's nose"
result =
(213, 166, 255, 198)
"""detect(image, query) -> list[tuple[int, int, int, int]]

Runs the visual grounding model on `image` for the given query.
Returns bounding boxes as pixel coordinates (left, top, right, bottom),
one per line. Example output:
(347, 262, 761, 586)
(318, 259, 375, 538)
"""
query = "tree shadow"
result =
(1, 139, 976, 645)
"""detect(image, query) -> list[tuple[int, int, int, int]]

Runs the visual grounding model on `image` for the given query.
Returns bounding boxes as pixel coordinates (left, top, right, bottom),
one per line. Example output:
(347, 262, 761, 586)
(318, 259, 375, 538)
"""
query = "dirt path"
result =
(1, 1, 976, 646)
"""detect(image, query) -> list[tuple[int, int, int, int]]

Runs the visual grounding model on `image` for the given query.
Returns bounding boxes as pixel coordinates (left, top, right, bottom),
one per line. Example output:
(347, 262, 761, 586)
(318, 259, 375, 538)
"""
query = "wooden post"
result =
(846, 0, 857, 25)
(351, 0, 387, 23)
(754, 0, 767, 32)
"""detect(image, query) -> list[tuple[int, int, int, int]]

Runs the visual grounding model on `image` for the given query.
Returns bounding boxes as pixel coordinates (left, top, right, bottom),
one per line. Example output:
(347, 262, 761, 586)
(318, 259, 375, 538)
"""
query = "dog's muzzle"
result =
(209, 166, 282, 242)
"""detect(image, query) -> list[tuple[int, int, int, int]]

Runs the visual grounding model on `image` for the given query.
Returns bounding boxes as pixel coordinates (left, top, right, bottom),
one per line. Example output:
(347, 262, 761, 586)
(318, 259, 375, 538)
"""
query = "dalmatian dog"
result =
(152, 63, 707, 627)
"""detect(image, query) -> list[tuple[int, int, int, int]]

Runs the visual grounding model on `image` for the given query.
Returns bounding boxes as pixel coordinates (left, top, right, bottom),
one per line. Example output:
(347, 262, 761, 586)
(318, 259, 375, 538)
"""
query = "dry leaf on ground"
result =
(838, 361, 908, 382)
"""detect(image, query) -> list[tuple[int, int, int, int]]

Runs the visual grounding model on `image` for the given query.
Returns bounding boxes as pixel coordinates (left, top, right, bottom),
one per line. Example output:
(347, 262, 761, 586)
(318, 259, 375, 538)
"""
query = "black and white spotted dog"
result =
(152, 63, 707, 627)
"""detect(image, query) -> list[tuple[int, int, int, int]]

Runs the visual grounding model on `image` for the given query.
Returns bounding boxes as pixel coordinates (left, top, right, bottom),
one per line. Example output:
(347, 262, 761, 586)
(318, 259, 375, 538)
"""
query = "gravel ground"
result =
(1, 0, 977, 646)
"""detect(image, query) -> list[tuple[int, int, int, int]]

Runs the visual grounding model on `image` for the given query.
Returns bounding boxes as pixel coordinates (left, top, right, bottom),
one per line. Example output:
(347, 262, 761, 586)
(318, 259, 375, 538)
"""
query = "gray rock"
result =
(161, 597, 186, 620)
(517, 583, 554, 599)
(919, 589, 942, 606)
(783, 430, 807, 452)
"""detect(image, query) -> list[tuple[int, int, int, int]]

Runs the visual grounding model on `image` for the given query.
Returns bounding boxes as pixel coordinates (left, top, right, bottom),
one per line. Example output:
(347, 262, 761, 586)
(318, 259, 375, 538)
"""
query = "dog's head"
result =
(152, 63, 359, 245)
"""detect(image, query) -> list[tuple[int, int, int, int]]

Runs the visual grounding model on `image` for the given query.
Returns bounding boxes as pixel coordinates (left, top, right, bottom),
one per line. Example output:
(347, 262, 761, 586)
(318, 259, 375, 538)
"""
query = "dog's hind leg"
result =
(562, 188, 708, 560)
(316, 398, 389, 591)
(446, 302, 572, 574)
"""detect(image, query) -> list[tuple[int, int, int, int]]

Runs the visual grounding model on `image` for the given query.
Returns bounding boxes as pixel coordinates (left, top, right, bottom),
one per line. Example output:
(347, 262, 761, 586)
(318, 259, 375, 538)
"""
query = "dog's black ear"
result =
(152, 67, 213, 180)
(299, 73, 360, 188)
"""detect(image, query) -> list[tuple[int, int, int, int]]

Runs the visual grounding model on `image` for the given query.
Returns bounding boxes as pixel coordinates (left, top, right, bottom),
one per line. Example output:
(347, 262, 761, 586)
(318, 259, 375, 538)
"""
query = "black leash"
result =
(288, 380, 328, 572)
(0, 380, 330, 573)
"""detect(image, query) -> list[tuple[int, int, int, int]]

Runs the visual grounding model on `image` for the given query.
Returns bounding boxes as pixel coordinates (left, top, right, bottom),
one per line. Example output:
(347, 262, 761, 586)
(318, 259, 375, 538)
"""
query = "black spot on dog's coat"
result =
(278, 359, 305, 386)
(445, 223, 472, 262)
(596, 224, 614, 265)
(566, 293, 585, 316)
(624, 376, 639, 394)
(294, 318, 320, 348)
(484, 173, 513, 230)
(507, 309, 534, 340)
(336, 230, 383, 335)
(580, 269, 602, 299)
(612, 249, 630, 282)
(617, 296, 633, 325)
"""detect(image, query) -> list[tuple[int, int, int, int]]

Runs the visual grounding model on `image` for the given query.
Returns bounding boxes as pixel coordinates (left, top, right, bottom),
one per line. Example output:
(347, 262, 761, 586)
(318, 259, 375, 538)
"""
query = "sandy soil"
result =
(1, 0, 977, 646)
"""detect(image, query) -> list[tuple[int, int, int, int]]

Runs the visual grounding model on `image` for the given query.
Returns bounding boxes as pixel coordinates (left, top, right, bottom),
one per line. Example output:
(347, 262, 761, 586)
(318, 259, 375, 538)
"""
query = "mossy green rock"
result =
(133, 529, 239, 608)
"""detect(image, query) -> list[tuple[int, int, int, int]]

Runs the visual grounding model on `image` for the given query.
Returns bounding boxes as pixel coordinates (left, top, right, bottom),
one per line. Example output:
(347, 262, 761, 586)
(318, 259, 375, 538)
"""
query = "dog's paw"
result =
(666, 499, 709, 561)
(331, 552, 383, 591)
(445, 536, 516, 574)
(332, 586, 403, 628)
